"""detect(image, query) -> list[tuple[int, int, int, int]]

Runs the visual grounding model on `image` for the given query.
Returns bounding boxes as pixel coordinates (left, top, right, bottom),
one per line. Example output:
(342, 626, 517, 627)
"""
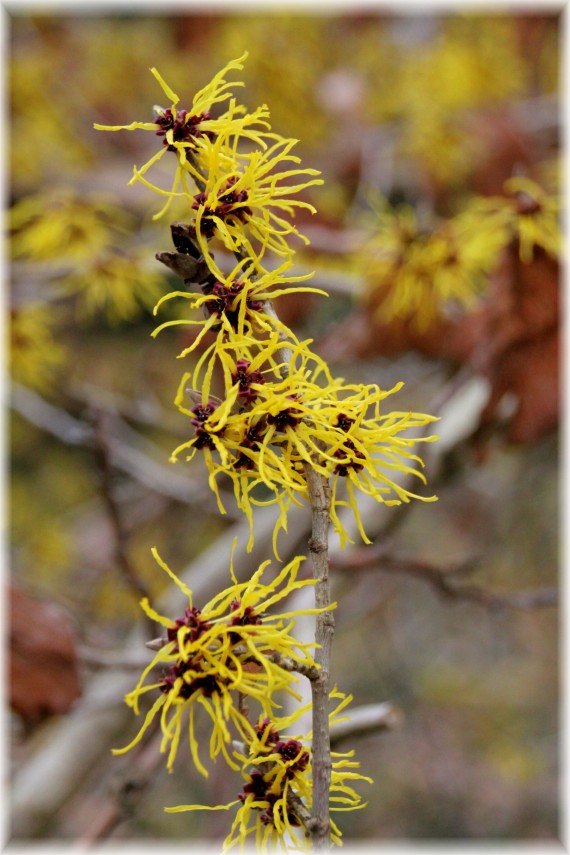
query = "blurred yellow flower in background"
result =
(10, 304, 67, 390)
(356, 182, 558, 332)
(58, 247, 165, 324)
(465, 176, 561, 263)
(10, 190, 132, 262)
(356, 198, 489, 330)
(9, 189, 166, 325)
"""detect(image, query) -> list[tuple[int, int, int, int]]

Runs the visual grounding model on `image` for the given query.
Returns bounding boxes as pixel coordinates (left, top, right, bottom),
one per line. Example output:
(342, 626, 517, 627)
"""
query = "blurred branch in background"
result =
(332, 547, 558, 613)
(90, 409, 156, 635)
(11, 382, 222, 509)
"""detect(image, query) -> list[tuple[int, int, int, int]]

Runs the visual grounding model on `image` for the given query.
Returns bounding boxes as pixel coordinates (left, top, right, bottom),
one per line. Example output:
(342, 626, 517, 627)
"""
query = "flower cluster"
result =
(95, 57, 438, 551)
(166, 690, 372, 850)
(170, 351, 438, 550)
(95, 54, 322, 266)
(113, 547, 331, 777)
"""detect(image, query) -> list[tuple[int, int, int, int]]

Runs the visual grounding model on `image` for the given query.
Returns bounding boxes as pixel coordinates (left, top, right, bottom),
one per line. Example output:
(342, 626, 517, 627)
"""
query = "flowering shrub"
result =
(95, 53, 438, 847)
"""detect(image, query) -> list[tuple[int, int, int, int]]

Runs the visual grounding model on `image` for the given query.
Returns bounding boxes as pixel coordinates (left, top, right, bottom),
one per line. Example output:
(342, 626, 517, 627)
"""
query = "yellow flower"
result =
(166, 689, 372, 850)
(465, 176, 561, 264)
(167, 367, 306, 553)
(357, 196, 503, 330)
(189, 129, 323, 265)
(359, 179, 560, 332)
(10, 189, 131, 262)
(10, 304, 67, 390)
(309, 380, 440, 548)
(94, 55, 273, 220)
(167, 346, 328, 547)
(113, 547, 330, 777)
(94, 56, 322, 259)
(152, 256, 325, 375)
(58, 247, 165, 324)
(9, 189, 166, 324)
(169, 343, 438, 552)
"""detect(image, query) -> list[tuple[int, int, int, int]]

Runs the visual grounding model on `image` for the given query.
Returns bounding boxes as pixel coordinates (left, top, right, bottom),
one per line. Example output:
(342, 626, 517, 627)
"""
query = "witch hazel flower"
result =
(165, 690, 372, 850)
(94, 53, 274, 220)
(151, 254, 325, 375)
(93, 52, 322, 257)
(188, 127, 323, 266)
(113, 547, 333, 777)
(168, 343, 438, 553)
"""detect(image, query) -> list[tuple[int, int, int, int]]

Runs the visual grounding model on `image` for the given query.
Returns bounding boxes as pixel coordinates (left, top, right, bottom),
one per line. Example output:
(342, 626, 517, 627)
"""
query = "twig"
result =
(75, 716, 163, 845)
(237, 690, 249, 721)
(77, 644, 152, 670)
(70, 379, 187, 435)
(11, 381, 92, 445)
(304, 463, 334, 849)
(142, 637, 320, 684)
(267, 650, 319, 682)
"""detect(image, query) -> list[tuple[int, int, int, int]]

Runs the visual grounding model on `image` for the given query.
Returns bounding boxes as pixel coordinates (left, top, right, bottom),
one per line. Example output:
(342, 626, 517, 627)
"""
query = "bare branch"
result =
(304, 461, 334, 849)
(77, 717, 163, 844)
(267, 650, 320, 682)
(69, 380, 186, 435)
(78, 645, 151, 670)
(11, 381, 92, 445)
(155, 249, 211, 285)
(332, 548, 558, 613)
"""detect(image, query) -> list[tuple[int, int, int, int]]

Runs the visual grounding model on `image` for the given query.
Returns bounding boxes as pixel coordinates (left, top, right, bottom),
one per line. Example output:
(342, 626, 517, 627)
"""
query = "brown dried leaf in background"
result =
(9, 583, 83, 728)
(452, 244, 559, 444)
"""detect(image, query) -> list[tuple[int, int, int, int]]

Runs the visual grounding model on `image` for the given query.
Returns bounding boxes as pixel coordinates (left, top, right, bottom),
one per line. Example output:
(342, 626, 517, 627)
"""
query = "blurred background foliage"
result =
(8, 6, 560, 847)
